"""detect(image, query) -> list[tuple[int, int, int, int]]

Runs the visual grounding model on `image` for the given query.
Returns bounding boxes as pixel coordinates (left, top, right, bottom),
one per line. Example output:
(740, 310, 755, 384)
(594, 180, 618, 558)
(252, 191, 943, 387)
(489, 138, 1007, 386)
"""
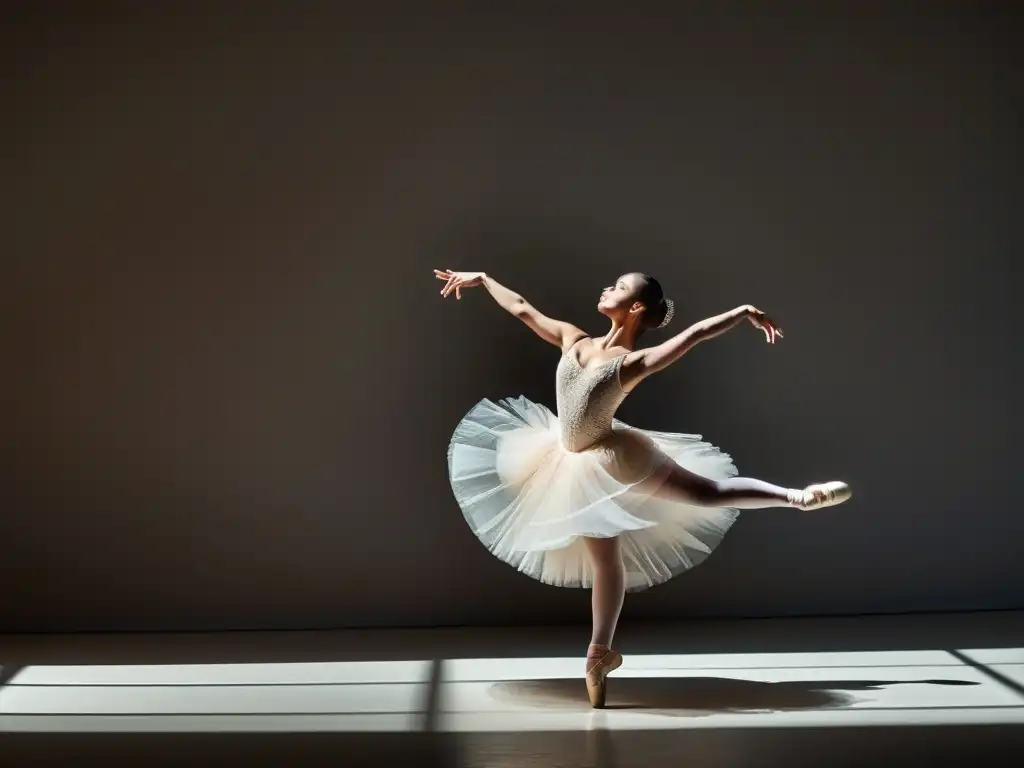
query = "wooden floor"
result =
(3, 611, 1024, 766)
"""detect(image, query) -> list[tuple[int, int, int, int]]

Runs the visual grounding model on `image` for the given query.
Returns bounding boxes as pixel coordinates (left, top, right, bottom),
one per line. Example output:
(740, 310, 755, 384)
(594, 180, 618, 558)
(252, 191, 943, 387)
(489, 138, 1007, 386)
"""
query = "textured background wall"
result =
(2, 2, 1019, 631)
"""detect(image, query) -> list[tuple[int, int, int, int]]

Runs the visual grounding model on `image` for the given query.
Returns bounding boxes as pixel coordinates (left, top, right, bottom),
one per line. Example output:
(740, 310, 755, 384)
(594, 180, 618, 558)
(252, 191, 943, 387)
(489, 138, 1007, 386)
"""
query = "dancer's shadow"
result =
(489, 676, 980, 716)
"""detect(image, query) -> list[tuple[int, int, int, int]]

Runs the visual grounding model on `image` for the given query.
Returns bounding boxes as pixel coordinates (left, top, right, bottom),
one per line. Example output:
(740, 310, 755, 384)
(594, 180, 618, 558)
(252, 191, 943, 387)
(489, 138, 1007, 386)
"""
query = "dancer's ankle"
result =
(588, 642, 611, 659)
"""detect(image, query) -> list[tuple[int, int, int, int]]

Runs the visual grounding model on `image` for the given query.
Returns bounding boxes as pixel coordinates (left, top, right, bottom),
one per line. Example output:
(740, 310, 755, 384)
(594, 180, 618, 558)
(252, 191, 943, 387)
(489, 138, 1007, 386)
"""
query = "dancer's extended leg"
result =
(645, 461, 851, 510)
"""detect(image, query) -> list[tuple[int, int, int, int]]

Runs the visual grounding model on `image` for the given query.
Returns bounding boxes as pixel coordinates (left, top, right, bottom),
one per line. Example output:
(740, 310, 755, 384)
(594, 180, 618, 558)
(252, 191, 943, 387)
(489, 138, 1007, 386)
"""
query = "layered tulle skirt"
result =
(447, 396, 741, 592)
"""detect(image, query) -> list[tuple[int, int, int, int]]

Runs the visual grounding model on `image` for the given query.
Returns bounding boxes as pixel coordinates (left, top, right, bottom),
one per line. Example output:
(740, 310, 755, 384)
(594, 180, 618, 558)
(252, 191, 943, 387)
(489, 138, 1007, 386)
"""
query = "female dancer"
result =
(436, 269, 851, 707)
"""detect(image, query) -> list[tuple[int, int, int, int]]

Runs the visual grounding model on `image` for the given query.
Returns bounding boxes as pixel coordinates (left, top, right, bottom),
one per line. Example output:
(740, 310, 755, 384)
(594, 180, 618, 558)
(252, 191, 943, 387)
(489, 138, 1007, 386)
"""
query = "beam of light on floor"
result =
(1, 651, 1021, 733)
(0, 659, 434, 732)
(441, 650, 1024, 732)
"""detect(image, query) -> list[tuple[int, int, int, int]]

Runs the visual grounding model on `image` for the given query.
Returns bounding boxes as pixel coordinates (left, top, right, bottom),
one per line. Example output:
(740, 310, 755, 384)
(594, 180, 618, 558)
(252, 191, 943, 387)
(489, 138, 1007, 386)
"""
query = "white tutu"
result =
(447, 395, 740, 592)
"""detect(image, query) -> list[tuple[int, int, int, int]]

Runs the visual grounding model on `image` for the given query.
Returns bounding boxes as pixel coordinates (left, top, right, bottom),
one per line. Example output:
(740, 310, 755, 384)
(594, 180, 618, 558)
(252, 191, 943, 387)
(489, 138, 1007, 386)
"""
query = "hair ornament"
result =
(658, 298, 675, 329)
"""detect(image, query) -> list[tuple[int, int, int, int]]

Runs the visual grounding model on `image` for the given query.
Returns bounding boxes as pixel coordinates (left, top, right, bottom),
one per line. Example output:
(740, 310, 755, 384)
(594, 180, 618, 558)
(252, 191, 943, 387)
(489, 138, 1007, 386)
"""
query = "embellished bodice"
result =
(554, 348, 629, 452)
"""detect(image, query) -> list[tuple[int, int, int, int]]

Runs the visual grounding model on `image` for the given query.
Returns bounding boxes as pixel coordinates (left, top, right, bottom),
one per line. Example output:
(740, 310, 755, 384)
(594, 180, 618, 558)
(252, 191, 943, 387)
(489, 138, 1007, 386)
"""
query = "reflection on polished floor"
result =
(2, 611, 1024, 766)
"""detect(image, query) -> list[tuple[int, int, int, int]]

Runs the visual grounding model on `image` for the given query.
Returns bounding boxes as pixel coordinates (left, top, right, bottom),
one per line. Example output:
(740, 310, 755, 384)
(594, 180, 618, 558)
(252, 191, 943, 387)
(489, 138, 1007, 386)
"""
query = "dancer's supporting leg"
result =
(583, 536, 625, 708)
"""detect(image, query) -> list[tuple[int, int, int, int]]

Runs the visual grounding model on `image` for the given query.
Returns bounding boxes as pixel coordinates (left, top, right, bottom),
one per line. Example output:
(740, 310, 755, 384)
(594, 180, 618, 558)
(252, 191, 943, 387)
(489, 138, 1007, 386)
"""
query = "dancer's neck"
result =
(601, 320, 639, 352)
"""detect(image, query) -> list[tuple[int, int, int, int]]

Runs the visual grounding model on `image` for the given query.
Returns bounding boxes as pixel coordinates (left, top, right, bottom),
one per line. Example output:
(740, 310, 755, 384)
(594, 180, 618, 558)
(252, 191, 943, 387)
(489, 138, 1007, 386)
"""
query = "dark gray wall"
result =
(2, 3, 1020, 632)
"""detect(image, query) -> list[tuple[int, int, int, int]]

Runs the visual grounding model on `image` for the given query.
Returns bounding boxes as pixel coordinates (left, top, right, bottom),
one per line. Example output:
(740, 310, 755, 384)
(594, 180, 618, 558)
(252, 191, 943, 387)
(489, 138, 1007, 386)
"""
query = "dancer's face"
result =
(597, 273, 645, 318)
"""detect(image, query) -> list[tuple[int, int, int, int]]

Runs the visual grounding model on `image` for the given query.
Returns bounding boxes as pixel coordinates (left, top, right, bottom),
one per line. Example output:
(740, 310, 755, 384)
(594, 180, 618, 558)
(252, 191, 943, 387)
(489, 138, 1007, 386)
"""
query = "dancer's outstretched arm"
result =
(622, 304, 783, 386)
(434, 269, 585, 352)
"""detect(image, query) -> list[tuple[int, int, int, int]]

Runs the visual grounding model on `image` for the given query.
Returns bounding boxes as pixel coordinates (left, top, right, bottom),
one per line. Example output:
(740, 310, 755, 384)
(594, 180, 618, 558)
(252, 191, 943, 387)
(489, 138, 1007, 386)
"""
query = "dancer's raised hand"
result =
(434, 269, 485, 300)
(745, 306, 784, 344)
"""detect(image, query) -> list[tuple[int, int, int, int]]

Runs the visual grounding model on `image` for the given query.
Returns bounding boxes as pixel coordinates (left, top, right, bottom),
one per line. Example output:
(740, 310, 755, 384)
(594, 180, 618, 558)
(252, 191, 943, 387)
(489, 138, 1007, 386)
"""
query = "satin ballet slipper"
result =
(789, 481, 852, 510)
(585, 645, 623, 709)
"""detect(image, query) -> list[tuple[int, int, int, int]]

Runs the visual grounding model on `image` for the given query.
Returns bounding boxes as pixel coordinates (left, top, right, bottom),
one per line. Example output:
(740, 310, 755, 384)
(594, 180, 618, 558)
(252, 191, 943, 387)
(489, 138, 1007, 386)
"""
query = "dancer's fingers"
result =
(456, 286, 462, 300)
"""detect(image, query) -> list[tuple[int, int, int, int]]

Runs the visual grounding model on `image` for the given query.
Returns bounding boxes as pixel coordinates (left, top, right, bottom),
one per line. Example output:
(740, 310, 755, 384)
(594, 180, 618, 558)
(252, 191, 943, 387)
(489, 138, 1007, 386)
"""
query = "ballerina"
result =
(436, 268, 851, 708)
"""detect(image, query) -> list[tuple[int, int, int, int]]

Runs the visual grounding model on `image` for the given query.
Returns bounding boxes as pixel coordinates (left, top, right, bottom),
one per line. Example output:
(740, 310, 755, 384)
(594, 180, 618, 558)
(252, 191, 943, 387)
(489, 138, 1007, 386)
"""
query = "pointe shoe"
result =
(792, 481, 852, 510)
(585, 645, 623, 709)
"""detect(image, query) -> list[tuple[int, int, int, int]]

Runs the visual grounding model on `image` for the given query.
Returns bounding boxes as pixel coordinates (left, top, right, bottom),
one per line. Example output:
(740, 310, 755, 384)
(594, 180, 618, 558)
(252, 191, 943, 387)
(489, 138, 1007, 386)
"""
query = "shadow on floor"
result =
(0, 663, 24, 688)
(488, 675, 980, 714)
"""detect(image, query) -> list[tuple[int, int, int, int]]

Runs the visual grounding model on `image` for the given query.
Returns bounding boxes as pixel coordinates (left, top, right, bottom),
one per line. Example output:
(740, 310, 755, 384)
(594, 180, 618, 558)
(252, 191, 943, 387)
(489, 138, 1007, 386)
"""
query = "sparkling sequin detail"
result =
(554, 349, 629, 452)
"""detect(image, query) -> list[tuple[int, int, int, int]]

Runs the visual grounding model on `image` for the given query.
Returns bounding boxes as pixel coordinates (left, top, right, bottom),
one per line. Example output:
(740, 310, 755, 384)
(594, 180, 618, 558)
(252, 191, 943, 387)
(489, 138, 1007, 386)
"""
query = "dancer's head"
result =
(597, 273, 674, 334)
